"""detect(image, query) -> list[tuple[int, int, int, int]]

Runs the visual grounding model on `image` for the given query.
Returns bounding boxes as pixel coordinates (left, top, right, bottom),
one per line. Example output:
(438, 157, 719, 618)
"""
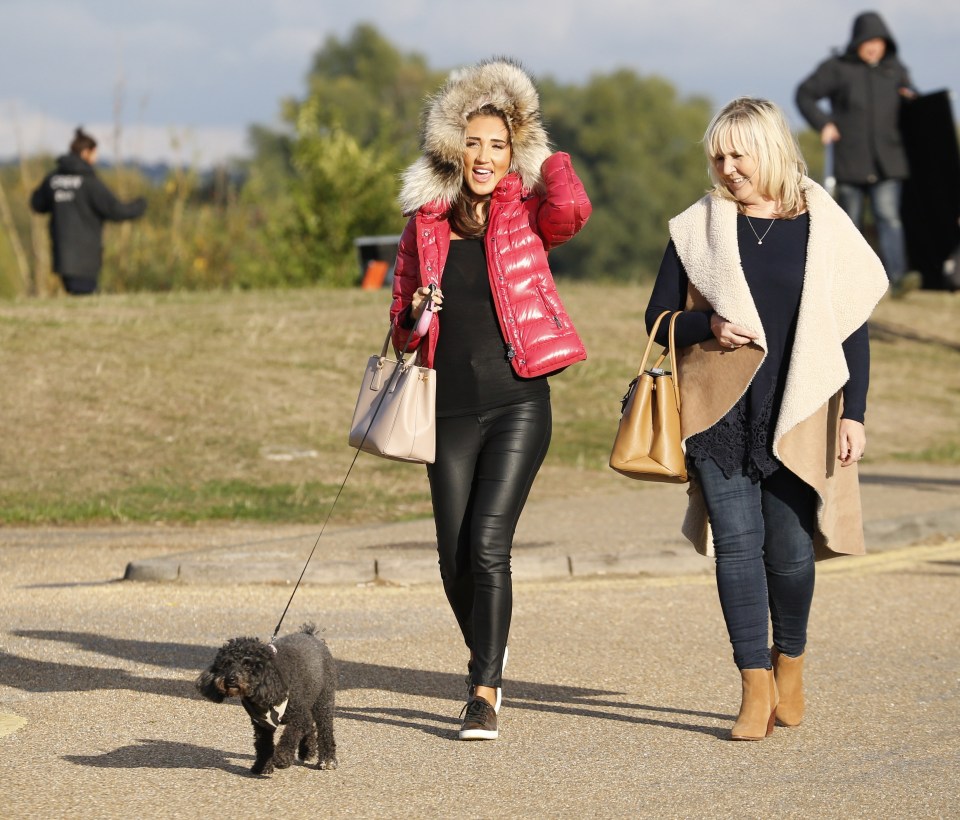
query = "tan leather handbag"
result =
(349, 327, 436, 464)
(609, 310, 687, 483)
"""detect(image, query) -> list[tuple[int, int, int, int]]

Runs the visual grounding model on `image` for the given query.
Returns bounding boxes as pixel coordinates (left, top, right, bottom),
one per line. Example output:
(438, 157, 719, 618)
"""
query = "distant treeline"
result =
(0, 23, 826, 297)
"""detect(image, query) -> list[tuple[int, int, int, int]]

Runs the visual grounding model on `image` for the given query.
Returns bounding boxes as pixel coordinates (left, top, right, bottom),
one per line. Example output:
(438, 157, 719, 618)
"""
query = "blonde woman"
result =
(645, 98, 887, 740)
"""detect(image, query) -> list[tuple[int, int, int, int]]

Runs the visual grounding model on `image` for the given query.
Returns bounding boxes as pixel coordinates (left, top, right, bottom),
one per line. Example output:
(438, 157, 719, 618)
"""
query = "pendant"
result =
(757, 240, 763, 245)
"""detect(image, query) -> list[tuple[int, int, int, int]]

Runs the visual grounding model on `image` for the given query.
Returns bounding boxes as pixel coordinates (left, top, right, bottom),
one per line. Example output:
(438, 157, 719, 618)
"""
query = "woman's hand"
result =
(710, 313, 759, 350)
(410, 286, 443, 319)
(838, 419, 866, 467)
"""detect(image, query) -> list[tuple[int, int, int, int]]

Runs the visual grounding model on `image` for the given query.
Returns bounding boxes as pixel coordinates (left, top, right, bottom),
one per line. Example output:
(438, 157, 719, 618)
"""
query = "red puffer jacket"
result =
(390, 152, 591, 378)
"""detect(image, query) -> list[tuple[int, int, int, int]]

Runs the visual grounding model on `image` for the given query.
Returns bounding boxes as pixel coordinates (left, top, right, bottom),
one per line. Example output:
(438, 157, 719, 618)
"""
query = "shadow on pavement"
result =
(63, 738, 252, 775)
(6, 630, 726, 738)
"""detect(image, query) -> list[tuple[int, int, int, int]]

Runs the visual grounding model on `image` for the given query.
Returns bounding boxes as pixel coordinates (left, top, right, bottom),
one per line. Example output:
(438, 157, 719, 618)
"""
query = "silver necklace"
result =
(745, 215, 775, 245)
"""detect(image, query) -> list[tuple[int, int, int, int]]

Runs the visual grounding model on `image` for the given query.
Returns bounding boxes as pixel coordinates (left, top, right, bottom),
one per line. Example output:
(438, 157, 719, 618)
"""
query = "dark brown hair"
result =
(448, 190, 490, 239)
(69, 127, 97, 156)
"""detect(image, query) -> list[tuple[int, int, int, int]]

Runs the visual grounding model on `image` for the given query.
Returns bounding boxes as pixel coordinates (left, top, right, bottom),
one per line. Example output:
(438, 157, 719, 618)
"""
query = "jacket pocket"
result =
(535, 283, 564, 329)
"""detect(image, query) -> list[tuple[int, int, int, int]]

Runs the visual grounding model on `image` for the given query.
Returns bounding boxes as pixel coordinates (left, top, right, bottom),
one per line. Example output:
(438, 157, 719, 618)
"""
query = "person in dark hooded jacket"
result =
(796, 11, 919, 294)
(30, 128, 146, 295)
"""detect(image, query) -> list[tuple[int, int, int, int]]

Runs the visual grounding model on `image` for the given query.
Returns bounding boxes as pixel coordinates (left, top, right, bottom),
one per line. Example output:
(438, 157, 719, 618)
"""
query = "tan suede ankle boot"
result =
(730, 668, 778, 741)
(771, 648, 805, 727)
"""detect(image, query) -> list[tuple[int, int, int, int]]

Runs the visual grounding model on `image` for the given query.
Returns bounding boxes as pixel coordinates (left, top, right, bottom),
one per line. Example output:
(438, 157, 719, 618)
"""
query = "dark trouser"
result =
(836, 179, 907, 284)
(60, 275, 99, 295)
(692, 458, 817, 670)
(427, 398, 551, 688)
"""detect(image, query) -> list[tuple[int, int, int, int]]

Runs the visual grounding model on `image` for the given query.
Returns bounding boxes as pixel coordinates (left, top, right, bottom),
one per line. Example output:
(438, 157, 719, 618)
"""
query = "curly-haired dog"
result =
(195, 623, 337, 775)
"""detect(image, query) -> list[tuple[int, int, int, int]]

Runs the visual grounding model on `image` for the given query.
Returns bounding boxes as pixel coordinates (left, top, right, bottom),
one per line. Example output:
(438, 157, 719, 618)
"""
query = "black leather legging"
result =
(426, 398, 552, 688)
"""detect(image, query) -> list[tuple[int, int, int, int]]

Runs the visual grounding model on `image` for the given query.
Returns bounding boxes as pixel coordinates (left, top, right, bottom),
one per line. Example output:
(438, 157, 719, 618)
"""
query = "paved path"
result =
(42, 462, 960, 587)
(0, 462, 958, 818)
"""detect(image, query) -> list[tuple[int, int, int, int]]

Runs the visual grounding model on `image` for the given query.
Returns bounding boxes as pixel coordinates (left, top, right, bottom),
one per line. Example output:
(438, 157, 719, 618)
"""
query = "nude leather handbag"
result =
(609, 310, 688, 483)
(349, 322, 436, 464)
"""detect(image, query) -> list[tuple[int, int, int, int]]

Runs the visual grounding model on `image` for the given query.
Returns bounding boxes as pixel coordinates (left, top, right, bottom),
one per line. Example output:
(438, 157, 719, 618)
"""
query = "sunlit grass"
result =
(0, 285, 955, 525)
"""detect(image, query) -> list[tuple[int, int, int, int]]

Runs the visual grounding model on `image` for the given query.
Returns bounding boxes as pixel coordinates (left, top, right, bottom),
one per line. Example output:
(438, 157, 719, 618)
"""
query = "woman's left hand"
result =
(838, 419, 866, 467)
(410, 286, 443, 319)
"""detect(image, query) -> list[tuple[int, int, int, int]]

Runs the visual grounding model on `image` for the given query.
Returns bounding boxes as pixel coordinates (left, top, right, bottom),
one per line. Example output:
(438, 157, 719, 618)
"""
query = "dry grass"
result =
(0, 284, 956, 525)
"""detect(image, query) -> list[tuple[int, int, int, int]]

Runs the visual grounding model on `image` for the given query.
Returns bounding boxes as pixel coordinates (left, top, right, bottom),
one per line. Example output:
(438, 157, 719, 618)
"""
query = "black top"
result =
(433, 238, 548, 417)
(646, 213, 870, 480)
(30, 153, 146, 276)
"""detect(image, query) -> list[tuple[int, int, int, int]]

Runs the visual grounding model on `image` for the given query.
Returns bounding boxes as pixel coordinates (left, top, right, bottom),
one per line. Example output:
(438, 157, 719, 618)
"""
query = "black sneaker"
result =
(458, 697, 498, 740)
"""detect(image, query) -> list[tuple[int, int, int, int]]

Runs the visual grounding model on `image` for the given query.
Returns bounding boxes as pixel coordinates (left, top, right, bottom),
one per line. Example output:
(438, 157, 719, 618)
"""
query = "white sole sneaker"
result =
(458, 697, 499, 741)
(458, 726, 498, 741)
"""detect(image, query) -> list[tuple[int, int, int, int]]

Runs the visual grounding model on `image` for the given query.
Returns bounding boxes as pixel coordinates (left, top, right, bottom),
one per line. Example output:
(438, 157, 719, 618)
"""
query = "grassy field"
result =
(0, 284, 957, 526)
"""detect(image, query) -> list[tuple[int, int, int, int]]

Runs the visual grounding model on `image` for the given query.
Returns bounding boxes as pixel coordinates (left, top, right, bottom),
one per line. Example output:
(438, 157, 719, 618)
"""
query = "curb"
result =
(123, 550, 714, 586)
(122, 507, 960, 587)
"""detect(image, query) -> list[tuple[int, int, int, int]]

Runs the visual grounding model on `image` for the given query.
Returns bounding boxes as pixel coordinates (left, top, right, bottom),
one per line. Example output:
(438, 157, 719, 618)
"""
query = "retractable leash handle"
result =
(271, 285, 434, 643)
(414, 283, 437, 337)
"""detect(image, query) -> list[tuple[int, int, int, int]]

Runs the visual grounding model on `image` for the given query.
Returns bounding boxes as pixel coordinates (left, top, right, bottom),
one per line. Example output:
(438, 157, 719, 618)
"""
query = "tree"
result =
(261, 99, 404, 287)
(300, 23, 441, 160)
(244, 24, 442, 286)
(540, 71, 713, 280)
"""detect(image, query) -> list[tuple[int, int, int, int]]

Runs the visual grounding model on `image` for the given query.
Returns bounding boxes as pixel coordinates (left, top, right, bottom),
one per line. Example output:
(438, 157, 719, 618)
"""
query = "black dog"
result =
(196, 623, 337, 775)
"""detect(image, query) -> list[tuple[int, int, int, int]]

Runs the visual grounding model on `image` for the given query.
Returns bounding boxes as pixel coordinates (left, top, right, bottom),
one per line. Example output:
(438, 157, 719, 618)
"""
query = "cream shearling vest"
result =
(668, 177, 888, 559)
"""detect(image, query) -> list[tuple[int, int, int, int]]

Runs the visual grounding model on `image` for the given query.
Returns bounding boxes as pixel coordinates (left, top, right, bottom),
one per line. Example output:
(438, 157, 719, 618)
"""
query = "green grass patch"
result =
(891, 442, 960, 465)
(0, 479, 432, 526)
(1, 286, 956, 525)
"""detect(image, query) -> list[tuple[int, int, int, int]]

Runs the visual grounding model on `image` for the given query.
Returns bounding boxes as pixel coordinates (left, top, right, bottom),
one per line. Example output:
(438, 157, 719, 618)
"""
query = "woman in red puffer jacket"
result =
(390, 59, 591, 742)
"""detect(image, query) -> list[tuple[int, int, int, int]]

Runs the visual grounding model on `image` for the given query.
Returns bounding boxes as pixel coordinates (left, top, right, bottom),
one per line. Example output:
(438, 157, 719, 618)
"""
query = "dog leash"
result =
(270, 287, 435, 643)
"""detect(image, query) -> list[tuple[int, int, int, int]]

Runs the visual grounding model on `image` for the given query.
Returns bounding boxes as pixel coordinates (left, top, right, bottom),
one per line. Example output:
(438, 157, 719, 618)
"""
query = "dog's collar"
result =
(242, 696, 289, 729)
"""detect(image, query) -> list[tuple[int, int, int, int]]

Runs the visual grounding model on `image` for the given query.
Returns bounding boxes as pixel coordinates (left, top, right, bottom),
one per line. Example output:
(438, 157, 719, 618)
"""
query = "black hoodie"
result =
(795, 11, 914, 184)
(30, 153, 146, 278)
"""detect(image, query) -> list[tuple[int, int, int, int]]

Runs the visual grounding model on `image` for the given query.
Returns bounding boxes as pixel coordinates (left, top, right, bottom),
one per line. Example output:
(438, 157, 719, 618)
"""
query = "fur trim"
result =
(669, 178, 889, 558)
(399, 58, 552, 214)
(669, 177, 887, 449)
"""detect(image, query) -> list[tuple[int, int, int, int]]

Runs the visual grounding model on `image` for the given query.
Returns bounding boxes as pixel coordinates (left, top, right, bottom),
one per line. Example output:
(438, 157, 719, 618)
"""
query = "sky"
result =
(1, 0, 957, 167)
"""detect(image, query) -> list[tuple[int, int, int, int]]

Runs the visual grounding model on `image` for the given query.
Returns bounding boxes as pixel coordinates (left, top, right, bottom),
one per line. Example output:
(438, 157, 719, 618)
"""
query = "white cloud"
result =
(0, 100, 249, 167)
(1, 0, 956, 165)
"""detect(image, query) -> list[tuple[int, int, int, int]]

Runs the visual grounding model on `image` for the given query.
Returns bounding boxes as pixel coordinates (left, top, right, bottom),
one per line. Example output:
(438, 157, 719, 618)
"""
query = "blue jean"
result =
(427, 399, 552, 688)
(692, 458, 817, 670)
(836, 179, 907, 283)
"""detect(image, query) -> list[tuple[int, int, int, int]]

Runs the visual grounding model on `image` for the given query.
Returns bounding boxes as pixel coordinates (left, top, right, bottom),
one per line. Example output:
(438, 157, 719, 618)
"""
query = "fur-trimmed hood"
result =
(399, 58, 552, 215)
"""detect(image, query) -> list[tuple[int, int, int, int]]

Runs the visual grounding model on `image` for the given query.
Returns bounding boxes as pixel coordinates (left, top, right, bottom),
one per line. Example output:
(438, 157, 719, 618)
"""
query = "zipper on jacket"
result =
(535, 282, 564, 329)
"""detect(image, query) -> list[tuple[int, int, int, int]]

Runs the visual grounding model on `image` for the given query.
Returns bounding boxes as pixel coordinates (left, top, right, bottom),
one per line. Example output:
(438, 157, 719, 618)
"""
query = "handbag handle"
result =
(380, 323, 422, 365)
(638, 310, 682, 412)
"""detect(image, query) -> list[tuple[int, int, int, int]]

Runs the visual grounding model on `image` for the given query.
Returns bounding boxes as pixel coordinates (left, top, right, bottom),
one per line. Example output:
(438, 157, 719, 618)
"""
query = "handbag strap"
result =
(639, 310, 682, 412)
(379, 327, 420, 364)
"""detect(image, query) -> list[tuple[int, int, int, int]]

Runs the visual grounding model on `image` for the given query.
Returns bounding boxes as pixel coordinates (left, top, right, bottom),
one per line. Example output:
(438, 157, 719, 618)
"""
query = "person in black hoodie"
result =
(796, 11, 920, 295)
(30, 128, 146, 295)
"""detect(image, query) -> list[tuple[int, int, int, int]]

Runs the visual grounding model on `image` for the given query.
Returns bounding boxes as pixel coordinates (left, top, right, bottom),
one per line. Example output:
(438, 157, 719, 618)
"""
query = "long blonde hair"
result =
(704, 97, 807, 218)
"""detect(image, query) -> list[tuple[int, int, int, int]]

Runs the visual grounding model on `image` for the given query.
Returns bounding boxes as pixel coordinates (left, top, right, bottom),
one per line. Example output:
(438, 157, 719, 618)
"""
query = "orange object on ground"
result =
(361, 260, 389, 290)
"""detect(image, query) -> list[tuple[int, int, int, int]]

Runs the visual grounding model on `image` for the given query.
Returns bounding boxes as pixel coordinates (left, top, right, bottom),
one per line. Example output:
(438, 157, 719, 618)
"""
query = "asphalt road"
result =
(1, 526, 958, 818)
